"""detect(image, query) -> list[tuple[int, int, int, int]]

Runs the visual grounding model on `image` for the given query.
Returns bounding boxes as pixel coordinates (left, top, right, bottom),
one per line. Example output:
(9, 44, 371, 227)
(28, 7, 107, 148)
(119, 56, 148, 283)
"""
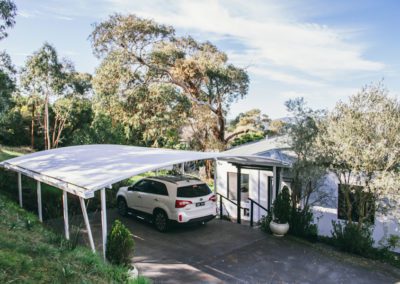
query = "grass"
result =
(0, 194, 151, 283)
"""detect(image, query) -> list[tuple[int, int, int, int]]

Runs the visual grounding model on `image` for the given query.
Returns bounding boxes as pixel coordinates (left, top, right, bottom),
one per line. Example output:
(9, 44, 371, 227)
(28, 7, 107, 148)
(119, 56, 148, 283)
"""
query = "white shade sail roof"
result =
(0, 144, 289, 198)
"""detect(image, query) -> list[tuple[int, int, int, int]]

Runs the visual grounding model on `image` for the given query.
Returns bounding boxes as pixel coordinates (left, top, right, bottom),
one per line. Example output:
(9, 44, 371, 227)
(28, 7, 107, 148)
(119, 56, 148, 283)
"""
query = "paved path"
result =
(48, 210, 400, 284)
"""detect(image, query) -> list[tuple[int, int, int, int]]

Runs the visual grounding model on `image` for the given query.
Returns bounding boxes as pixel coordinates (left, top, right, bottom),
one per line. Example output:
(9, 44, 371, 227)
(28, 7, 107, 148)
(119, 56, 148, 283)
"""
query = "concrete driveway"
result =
(49, 210, 400, 284)
(110, 211, 399, 284)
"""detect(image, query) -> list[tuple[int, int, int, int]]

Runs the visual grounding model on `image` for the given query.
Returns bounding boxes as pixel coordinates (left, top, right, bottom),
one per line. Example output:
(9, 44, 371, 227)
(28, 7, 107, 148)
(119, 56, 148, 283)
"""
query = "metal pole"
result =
(250, 200, 254, 227)
(237, 166, 241, 224)
(101, 189, 107, 260)
(79, 197, 95, 252)
(63, 191, 70, 240)
(219, 195, 223, 218)
(18, 173, 22, 207)
(37, 181, 42, 222)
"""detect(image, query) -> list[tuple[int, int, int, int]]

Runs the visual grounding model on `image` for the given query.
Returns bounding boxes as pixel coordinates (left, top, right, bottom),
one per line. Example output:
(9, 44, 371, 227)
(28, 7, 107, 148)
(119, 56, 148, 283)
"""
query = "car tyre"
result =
(154, 210, 169, 232)
(117, 198, 128, 216)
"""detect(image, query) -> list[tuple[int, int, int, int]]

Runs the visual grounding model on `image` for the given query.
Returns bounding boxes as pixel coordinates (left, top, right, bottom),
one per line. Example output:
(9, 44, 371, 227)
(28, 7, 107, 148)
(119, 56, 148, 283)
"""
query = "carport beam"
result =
(101, 189, 107, 260)
(37, 181, 43, 222)
(18, 172, 22, 207)
(63, 191, 70, 240)
(80, 197, 95, 252)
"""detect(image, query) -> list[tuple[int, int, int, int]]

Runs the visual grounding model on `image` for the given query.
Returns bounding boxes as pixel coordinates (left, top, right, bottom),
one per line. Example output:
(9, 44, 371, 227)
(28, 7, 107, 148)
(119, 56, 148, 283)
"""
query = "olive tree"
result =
(318, 83, 400, 229)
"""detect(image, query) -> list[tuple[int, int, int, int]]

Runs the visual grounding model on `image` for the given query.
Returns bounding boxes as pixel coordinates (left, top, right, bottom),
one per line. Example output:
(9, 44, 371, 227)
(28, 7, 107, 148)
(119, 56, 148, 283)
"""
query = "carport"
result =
(0, 144, 286, 259)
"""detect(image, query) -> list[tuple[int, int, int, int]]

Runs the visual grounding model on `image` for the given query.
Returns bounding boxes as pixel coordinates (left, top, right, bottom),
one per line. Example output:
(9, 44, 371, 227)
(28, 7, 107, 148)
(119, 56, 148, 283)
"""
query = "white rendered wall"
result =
(216, 161, 271, 222)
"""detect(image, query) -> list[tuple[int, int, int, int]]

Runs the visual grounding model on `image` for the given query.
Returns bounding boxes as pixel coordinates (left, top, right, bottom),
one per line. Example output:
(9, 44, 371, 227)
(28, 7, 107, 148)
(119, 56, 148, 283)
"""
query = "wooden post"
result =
(101, 189, 107, 260)
(63, 191, 70, 240)
(80, 197, 95, 252)
(18, 173, 22, 207)
(37, 181, 42, 222)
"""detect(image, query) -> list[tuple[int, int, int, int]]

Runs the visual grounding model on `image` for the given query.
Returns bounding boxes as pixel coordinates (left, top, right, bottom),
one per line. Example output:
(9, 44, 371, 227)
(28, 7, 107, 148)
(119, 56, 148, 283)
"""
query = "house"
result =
(217, 136, 400, 251)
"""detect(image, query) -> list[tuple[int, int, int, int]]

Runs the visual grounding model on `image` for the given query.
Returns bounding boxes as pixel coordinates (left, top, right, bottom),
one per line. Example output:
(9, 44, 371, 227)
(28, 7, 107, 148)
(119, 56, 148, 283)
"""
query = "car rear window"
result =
(177, 184, 211, 198)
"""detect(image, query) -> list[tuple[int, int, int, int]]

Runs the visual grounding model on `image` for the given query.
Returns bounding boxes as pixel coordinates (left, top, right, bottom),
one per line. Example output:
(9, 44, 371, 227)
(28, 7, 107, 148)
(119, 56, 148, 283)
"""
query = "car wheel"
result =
(117, 198, 128, 216)
(154, 210, 169, 232)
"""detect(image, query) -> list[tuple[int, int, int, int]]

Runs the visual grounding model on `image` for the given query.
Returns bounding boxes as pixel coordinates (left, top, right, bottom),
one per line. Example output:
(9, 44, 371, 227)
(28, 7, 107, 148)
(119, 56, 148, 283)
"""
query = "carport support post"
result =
(18, 173, 22, 207)
(272, 166, 277, 202)
(213, 159, 217, 194)
(236, 166, 241, 224)
(36, 181, 43, 222)
(79, 197, 95, 252)
(101, 189, 107, 260)
(63, 191, 70, 240)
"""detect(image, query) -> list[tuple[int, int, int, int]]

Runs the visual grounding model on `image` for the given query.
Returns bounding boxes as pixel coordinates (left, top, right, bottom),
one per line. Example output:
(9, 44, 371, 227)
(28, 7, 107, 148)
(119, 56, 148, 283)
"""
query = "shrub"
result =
(331, 221, 374, 255)
(289, 207, 318, 241)
(259, 213, 272, 233)
(106, 220, 135, 266)
(272, 187, 291, 224)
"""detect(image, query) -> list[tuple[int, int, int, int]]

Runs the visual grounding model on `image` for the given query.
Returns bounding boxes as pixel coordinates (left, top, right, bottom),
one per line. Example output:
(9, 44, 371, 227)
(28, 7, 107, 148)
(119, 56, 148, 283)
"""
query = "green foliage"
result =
(0, 0, 17, 40)
(289, 207, 317, 241)
(285, 98, 327, 209)
(231, 132, 265, 147)
(259, 214, 272, 233)
(318, 82, 400, 226)
(90, 14, 249, 150)
(106, 220, 135, 266)
(272, 187, 291, 224)
(0, 194, 138, 283)
(331, 221, 374, 255)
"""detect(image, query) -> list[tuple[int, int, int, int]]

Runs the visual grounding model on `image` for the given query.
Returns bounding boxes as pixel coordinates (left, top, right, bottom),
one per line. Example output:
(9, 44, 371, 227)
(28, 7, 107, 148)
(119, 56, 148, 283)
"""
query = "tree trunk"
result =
(44, 95, 51, 150)
(31, 104, 35, 149)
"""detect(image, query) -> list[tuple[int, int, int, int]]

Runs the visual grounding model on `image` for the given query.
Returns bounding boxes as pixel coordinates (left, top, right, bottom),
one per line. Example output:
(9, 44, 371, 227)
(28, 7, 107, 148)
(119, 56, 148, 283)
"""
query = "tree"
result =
(0, 0, 17, 40)
(228, 109, 269, 146)
(285, 98, 328, 214)
(0, 51, 15, 115)
(284, 98, 327, 239)
(318, 83, 400, 229)
(90, 14, 249, 151)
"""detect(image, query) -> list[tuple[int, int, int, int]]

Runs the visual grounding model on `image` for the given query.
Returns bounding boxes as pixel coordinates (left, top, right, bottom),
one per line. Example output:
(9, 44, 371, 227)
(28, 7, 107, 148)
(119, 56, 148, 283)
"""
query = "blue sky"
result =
(2, 0, 400, 119)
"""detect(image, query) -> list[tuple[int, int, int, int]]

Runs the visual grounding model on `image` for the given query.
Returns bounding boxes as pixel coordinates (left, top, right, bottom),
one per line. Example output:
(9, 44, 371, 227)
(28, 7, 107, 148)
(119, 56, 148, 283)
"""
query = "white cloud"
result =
(103, 0, 384, 82)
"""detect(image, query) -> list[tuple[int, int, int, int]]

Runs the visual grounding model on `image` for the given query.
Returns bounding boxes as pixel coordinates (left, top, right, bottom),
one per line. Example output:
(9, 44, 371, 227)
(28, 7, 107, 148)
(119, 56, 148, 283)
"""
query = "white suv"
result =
(116, 176, 217, 232)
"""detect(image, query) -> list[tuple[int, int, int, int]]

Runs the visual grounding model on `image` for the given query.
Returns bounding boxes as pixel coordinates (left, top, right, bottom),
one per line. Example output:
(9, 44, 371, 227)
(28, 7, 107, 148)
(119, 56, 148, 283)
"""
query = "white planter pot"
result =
(269, 221, 289, 237)
(127, 265, 139, 280)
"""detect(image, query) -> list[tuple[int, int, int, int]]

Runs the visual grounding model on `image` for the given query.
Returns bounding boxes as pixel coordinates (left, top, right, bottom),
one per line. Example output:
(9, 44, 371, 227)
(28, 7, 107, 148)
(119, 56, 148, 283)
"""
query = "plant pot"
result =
(269, 221, 289, 237)
(127, 265, 139, 280)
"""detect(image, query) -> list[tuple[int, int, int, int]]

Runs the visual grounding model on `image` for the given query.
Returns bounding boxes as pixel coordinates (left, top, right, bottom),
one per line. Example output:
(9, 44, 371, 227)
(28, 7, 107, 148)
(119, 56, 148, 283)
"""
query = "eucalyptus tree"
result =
(318, 83, 400, 228)
(0, 0, 16, 40)
(0, 51, 15, 114)
(20, 43, 64, 149)
(21, 43, 91, 149)
(90, 14, 249, 150)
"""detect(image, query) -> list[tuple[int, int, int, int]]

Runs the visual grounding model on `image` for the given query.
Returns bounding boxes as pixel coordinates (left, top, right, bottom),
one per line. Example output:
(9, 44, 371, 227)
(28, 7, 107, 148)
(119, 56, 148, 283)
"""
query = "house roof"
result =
(223, 135, 296, 166)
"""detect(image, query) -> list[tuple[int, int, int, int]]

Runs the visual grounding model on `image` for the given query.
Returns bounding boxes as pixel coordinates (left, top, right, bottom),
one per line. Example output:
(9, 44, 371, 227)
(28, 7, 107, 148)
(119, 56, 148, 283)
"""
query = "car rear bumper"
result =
(187, 214, 216, 223)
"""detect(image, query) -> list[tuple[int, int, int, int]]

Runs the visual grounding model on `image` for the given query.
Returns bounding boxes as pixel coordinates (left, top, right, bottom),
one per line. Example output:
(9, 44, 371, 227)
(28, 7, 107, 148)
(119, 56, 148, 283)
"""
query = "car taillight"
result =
(175, 200, 192, 208)
(209, 195, 217, 202)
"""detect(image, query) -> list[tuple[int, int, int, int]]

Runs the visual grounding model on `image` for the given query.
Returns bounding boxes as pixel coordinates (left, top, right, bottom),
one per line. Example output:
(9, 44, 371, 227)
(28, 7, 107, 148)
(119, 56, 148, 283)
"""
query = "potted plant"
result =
(269, 186, 291, 237)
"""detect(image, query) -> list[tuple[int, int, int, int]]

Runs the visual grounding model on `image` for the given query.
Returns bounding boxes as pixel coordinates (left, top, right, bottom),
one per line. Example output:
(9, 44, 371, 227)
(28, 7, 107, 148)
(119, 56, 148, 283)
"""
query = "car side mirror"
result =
(128, 186, 135, 191)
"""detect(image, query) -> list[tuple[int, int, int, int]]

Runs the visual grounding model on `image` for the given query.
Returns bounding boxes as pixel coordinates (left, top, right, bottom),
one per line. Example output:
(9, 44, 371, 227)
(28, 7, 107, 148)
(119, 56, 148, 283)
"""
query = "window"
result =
(177, 184, 211, 198)
(132, 180, 151, 192)
(152, 181, 168, 196)
(338, 184, 375, 223)
(227, 172, 249, 200)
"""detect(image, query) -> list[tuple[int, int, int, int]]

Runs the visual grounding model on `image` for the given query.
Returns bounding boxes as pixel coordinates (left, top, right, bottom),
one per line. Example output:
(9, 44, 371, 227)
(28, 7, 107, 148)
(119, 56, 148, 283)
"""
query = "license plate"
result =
(196, 202, 205, 207)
